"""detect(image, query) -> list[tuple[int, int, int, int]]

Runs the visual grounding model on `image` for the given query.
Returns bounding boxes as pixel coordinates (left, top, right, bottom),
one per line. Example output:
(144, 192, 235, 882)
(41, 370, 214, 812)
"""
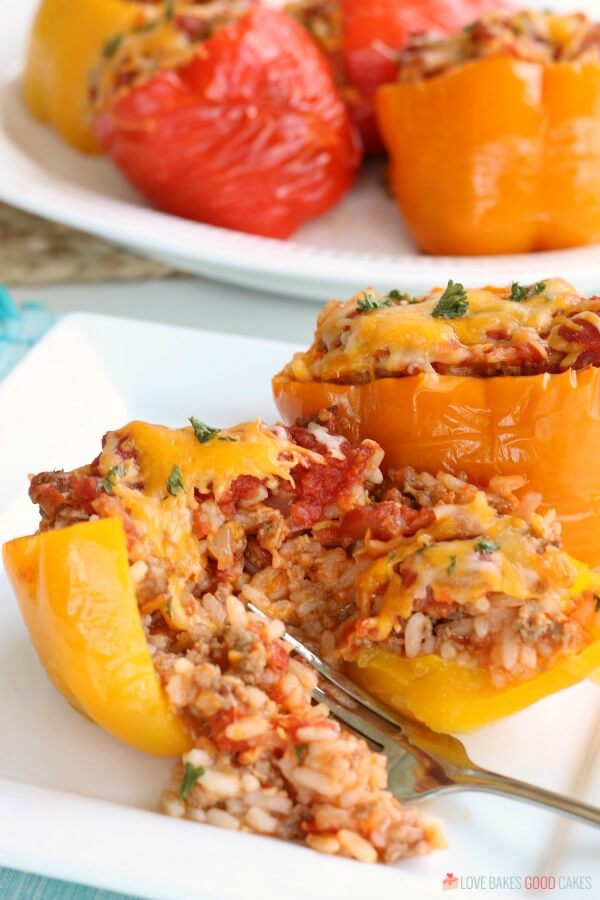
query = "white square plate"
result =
(0, 313, 598, 900)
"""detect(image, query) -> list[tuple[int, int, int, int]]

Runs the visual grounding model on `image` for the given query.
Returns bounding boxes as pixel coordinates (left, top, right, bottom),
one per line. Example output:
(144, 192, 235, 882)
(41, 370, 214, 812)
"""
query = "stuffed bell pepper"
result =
(23, 0, 157, 152)
(89, 1, 361, 237)
(273, 277, 600, 567)
(377, 9, 600, 254)
(3, 417, 445, 863)
(288, 0, 507, 154)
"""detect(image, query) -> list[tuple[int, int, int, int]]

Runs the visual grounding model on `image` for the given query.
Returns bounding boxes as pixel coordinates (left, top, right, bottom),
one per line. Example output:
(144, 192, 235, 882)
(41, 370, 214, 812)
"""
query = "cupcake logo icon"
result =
(442, 873, 459, 891)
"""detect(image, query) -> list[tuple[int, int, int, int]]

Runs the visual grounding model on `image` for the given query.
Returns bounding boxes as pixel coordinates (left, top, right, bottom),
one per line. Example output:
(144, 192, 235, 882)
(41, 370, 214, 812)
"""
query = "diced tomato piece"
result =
(71, 475, 100, 503)
(267, 641, 290, 672)
(341, 502, 435, 541)
(192, 508, 211, 539)
(289, 440, 372, 528)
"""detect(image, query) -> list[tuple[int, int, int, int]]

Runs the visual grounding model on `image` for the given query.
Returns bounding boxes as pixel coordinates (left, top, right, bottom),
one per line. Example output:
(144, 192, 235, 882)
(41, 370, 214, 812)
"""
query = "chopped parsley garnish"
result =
(96, 464, 125, 494)
(165, 600, 173, 618)
(294, 744, 307, 763)
(167, 465, 185, 496)
(357, 291, 391, 313)
(447, 555, 457, 576)
(190, 416, 237, 443)
(595, 594, 600, 612)
(179, 763, 205, 799)
(164, 0, 175, 21)
(474, 538, 500, 554)
(103, 33, 123, 58)
(190, 417, 219, 443)
(431, 281, 469, 319)
(509, 281, 546, 302)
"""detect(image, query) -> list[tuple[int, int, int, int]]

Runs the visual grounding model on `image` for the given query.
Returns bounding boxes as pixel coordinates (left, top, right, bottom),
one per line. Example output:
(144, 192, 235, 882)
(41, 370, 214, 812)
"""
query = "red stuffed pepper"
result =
(92, 2, 361, 238)
(290, 0, 508, 153)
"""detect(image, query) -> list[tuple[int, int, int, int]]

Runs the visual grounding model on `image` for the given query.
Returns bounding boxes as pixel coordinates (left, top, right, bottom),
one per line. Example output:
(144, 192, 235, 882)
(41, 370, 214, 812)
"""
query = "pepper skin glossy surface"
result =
(273, 365, 600, 567)
(3, 517, 191, 756)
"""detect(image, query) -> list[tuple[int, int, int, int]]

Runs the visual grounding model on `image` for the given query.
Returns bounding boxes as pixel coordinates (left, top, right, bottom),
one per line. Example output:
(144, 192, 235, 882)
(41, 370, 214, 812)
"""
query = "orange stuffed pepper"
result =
(376, 10, 600, 254)
(273, 277, 600, 568)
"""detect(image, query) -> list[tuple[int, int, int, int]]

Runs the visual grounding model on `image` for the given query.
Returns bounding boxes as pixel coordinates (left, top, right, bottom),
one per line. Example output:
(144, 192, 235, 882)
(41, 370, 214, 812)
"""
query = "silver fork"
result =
(248, 603, 600, 827)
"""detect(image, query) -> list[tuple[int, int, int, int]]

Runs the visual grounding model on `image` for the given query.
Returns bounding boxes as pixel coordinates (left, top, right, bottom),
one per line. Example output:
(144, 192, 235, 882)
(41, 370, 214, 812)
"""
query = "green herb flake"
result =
(103, 33, 124, 58)
(431, 280, 469, 319)
(167, 464, 185, 496)
(179, 763, 205, 799)
(594, 594, 600, 613)
(189, 417, 220, 444)
(164, 0, 175, 21)
(165, 600, 173, 618)
(357, 291, 392, 314)
(294, 744, 307, 763)
(96, 464, 125, 494)
(388, 289, 417, 304)
(446, 555, 457, 577)
(509, 281, 546, 302)
(474, 538, 500, 554)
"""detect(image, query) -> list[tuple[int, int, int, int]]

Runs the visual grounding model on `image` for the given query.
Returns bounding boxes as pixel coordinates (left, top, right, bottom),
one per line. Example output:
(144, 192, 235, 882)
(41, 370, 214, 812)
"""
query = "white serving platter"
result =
(0, 312, 598, 899)
(1, 0, 599, 301)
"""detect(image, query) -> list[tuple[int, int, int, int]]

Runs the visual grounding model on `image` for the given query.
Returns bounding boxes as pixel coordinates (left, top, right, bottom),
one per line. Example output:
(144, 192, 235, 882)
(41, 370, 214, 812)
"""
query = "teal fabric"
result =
(0, 285, 137, 898)
(0, 868, 136, 899)
(0, 284, 56, 379)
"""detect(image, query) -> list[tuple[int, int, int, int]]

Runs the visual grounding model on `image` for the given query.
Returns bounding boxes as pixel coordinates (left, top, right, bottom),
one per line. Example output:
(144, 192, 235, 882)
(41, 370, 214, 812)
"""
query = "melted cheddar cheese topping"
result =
(98, 419, 320, 629)
(111, 420, 309, 500)
(287, 278, 587, 383)
(355, 492, 596, 641)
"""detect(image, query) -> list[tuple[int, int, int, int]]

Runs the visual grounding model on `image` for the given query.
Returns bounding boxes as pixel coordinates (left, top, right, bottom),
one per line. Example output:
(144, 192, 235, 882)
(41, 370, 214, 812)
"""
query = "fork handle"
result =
(456, 769, 600, 828)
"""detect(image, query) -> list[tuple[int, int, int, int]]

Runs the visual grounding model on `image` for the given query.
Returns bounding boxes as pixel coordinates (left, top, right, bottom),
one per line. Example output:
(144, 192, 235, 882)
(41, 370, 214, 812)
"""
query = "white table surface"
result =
(11, 276, 319, 345)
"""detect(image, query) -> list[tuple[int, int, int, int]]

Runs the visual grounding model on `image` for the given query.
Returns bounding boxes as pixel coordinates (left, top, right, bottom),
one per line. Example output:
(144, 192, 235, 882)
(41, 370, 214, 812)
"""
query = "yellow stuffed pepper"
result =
(273, 277, 600, 569)
(23, 0, 156, 152)
(3, 416, 451, 861)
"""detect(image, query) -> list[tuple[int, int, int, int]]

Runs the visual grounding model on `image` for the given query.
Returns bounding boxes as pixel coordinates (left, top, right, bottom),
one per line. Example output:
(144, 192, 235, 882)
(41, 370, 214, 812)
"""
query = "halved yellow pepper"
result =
(349, 564, 600, 734)
(2, 517, 190, 755)
(23, 0, 151, 152)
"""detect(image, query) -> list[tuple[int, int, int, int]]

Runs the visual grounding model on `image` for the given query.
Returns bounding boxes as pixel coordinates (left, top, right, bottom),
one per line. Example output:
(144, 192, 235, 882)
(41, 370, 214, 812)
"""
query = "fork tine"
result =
(312, 684, 389, 751)
(247, 602, 442, 764)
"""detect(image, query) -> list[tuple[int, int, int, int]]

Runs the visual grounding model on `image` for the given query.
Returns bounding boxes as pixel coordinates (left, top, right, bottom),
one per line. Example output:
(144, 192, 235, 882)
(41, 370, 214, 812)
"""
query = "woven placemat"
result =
(0, 201, 178, 285)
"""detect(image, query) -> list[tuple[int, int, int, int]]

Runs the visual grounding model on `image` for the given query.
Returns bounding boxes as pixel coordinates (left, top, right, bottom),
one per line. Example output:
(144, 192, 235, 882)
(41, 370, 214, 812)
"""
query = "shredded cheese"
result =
(288, 278, 591, 383)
